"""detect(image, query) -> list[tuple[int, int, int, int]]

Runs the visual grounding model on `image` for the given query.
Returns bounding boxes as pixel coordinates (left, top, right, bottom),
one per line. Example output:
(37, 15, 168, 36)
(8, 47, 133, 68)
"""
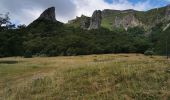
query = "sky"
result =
(0, 0, 169, 25)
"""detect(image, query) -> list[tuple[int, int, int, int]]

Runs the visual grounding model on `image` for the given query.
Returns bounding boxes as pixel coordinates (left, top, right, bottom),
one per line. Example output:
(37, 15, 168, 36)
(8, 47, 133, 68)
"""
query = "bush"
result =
(66, 48, 77, 56)
(24, 50, 32, 58)
(0, 54, 4, 58)
(144, 50, 154, 56)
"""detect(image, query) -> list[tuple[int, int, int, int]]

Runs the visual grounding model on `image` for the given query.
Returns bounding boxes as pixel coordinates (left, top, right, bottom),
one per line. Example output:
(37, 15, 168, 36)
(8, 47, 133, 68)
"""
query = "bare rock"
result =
(89, 10, 102, 30)
(114, 16, 123, 28)
(122, 14, 141, 30)
(113, 13, 142, 30)
(79, 15, 90, 29)
(38, 7, 56, 22)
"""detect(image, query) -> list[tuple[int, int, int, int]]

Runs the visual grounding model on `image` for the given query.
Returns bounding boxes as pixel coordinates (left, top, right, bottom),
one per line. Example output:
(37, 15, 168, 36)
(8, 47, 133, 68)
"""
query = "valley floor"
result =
(0, 54, 169, 100)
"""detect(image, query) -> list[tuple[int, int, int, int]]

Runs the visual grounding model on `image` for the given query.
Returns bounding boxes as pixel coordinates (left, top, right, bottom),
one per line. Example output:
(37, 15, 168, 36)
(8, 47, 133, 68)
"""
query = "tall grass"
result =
(0, 54, 170, 100)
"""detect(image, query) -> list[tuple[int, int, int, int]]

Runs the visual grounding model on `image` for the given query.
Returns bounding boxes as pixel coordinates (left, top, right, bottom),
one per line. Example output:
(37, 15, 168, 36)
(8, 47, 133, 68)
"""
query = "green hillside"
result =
(67, 15, 90, 29)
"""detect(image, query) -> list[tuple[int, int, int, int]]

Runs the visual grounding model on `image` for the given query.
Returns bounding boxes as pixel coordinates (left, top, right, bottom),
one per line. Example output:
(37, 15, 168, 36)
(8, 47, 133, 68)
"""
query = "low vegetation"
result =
(0, 54, 169, 99)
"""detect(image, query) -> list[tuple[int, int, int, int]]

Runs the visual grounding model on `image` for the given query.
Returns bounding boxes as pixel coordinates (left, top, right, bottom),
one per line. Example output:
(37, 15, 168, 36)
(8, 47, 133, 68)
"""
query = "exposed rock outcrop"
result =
(163, 23, 170, 31)
(114, 16, 123, 28)
(88, 10, 102, 30)
(80, 15, 90, 29)
(67, 15, 90, 29)
(113, 14, 142, 30)
(38, 7, 56, 22)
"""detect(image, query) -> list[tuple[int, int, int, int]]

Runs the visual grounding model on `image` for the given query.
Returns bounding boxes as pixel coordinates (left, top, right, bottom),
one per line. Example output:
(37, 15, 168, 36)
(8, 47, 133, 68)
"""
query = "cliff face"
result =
(80, 16, 90, 29)
(88, 10, 102, 30)
(113, 13, 142, 30)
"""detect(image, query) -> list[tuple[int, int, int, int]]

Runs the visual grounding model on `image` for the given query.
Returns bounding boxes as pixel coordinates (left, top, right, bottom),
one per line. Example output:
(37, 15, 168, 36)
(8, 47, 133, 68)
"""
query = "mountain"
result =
(28, 5, 170, 33)
(1, 5, 170, 57)
(68, 5, 170, 31)
(28, 7, 63, 33)
(38, 7, 56, 22)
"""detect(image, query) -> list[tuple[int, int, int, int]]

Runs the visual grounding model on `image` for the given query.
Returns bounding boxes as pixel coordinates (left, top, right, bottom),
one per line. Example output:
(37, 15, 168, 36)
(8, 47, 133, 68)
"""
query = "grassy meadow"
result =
(0, 54, 169, 100)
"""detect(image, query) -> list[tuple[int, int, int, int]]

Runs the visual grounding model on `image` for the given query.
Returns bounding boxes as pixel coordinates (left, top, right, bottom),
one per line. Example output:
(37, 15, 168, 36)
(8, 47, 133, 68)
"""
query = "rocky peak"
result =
(28, 7, 63, 30)
(38, 7, 56, 22)
(88, 10, 102, 30)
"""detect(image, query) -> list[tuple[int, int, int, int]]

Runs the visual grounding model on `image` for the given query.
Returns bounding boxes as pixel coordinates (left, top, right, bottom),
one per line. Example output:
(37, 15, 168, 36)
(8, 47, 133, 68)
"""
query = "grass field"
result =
(0, 54, 170, 100)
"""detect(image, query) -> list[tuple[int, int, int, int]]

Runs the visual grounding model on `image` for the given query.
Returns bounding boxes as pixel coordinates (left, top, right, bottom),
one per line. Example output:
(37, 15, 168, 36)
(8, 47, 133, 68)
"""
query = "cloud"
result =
(0, 0, 167, 25)
(73, 0, 153, 17)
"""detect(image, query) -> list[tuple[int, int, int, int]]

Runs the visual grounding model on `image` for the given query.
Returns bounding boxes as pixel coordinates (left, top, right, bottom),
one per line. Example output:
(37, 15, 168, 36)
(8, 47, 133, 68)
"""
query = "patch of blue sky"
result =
(105, 0, 170, 7)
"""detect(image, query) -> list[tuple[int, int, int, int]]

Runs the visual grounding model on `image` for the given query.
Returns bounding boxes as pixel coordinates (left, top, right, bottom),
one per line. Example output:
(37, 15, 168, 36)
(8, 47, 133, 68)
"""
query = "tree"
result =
(17, 24, 26, 29)
(144, 50, 154, 56)
(127, 27, 145, 36)
(0, 13, 10, 28)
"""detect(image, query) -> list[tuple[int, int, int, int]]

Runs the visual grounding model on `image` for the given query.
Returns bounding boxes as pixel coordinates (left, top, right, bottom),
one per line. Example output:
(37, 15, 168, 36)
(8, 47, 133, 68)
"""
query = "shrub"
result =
(144, 50, 154, 56)
(0, 54, 4, 58)
(24, 50, 32, 58)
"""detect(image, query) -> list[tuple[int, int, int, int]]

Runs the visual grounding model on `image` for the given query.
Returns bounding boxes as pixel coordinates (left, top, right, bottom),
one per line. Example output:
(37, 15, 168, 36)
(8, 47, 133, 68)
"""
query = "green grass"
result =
(0, 54, 170, 100)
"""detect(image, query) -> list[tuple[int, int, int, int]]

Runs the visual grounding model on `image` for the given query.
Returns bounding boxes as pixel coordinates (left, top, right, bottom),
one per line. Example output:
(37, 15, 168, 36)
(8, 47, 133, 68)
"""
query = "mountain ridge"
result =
(67, 4, 170, 31)
(28, 5, 170, 32)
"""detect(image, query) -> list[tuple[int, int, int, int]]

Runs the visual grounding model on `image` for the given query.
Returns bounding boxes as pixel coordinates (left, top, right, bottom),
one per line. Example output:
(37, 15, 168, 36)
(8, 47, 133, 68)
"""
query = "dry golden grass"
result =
(0, 54, 169, 100)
